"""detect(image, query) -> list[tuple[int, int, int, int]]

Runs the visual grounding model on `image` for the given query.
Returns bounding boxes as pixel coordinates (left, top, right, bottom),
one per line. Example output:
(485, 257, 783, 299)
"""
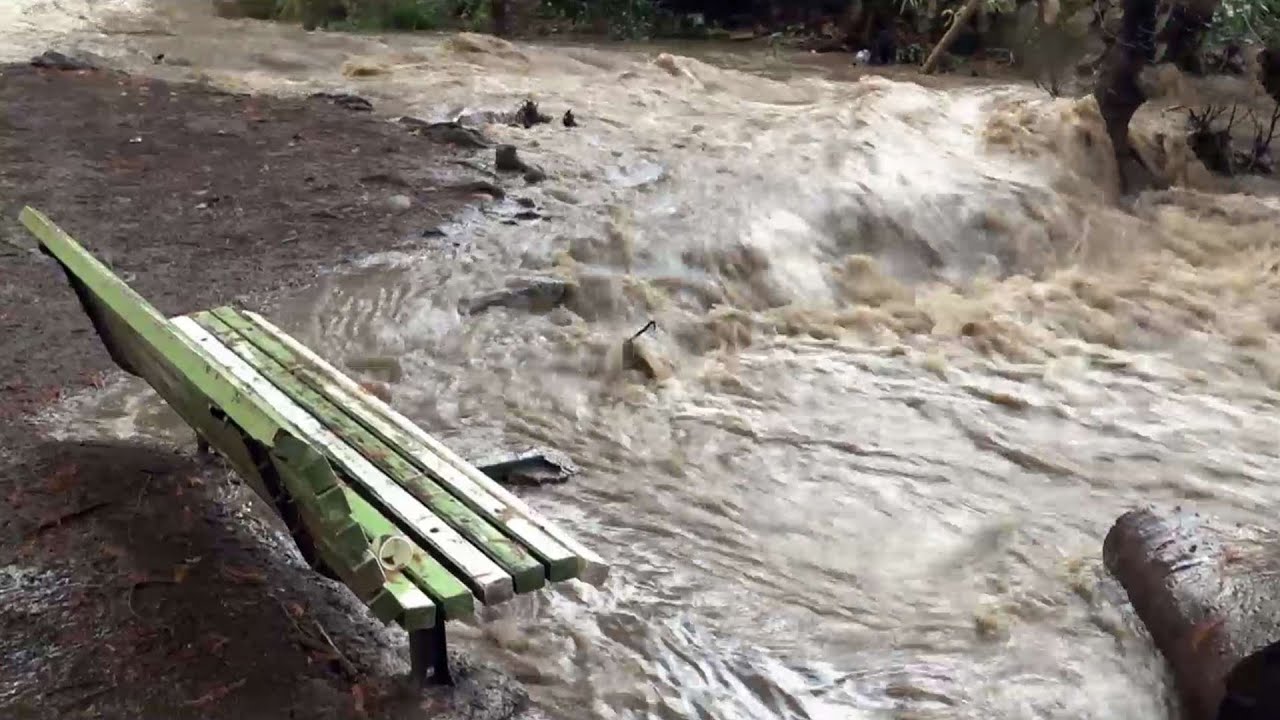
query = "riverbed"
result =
(8, 2, 1280, 719)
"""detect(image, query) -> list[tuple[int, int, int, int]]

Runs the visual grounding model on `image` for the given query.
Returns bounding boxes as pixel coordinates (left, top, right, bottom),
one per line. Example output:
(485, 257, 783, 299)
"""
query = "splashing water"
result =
(18, 1, 1280, 718)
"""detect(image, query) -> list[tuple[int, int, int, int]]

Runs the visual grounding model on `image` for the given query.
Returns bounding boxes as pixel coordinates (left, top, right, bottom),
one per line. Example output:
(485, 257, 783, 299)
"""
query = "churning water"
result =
(12, 2, 1280, 718)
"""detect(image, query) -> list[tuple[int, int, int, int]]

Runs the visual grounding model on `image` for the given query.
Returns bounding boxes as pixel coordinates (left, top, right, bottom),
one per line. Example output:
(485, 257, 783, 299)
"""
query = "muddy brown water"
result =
(10, 2, 1280, 719)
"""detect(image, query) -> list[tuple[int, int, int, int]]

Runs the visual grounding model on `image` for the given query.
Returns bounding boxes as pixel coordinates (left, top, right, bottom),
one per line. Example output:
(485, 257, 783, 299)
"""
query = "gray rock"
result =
(312, 92, 373, 112)
(494, 145, 547, 183)
(344, 356, 404, 382)
(460, 277, 572, 315)
(621, 321, 674, 381)
(495, 145, 525, 172)
(546, 187, 580, 205)
(385, 194, 412, 213)
(398, 117, 492, 148)
(30, 50, 98, 71)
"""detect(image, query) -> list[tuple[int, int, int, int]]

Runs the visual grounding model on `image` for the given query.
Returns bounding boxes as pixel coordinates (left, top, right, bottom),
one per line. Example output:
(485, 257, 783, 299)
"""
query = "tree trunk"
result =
(920, 0, 982, 74)
(491, 0, 510, 37)
(1094, 0, 1224, 193)
(1104, 509, 1280, 720)
(1092, 0, 1158, 193)
(1260, 46, 1280, 102)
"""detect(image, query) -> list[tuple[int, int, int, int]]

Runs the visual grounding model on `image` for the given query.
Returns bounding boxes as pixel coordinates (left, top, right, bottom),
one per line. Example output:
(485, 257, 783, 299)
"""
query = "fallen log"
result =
(1103, 508, 1280, 719)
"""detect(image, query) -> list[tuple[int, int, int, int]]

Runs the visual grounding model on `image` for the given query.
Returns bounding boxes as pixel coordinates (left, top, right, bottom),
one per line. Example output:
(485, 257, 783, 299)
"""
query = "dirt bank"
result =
(0, 62, 522, 719)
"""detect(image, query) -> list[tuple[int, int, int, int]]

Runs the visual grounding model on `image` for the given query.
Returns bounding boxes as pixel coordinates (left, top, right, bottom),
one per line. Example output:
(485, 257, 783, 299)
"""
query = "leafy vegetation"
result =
(242, 0, 1280, 57)
(1208, 0, 1280, 46)
(266, 0, 492, 32)
(537, 0, 660, 39)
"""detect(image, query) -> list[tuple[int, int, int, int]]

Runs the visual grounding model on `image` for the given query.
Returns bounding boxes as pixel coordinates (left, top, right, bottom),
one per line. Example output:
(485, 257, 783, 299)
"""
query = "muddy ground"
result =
(0, 62, 525, 719)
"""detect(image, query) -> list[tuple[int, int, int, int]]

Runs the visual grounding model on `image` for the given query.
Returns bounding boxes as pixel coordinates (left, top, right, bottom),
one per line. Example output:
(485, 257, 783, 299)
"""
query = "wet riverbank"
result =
(0, 62, 522, 720)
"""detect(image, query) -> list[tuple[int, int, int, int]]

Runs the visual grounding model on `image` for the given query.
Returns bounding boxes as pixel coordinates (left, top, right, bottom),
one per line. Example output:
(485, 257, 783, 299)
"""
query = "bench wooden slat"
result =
(240, 309, 611, 586)
(212, 307, 581, 583)
(171, 316, 516, 604)
(343, 487, 475, 620)
(196, 311, 547, 595)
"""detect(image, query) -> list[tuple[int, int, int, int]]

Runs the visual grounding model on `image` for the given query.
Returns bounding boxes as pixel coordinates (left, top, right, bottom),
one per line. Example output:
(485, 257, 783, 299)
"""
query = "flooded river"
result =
(10, 2, 1280, 718)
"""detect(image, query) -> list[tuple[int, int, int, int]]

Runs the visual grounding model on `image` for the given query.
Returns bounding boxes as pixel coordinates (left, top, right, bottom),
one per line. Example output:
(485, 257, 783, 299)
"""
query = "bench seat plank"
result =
(239, 309, 610, 586)
(343, 487, 475, 620)
(171, 316, 515, 604)
(212, 307, 581, 583)
(368, 570, 435, 631)
(195, 311, 546, 594)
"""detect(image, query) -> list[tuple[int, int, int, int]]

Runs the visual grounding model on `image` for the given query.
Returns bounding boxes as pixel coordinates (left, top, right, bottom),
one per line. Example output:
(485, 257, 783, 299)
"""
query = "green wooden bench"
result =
(19, 206, 608, 685)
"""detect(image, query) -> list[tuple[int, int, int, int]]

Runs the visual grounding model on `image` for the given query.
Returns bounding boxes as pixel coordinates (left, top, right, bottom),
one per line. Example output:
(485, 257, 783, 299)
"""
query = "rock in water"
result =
(397, 117, 492, 149)
(515, 100, 551, 128)
(495, 145, 525, 172)
(621, 322, 674, 381)
(496, 145, 547, 182)
(30, 50, 97, 71)
(311, 92, 374, 112)
(1104, 508, 1280, 719)
(461, 277, 572, 315)
(345, 356, 404, 382)
(622, 335, 674, 381)
(357, 380, 393, 404)
(384, 194, 412, 213)
(340, 59, 390, 78)
(563, 109, 577, 128)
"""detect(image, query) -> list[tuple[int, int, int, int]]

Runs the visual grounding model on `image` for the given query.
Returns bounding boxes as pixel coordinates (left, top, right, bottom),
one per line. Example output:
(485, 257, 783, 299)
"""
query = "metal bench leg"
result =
(410, 622, 452, 687)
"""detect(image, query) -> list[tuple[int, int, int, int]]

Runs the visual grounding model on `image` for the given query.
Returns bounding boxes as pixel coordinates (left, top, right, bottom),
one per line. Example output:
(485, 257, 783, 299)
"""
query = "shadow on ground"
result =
(0, 440, 525, 719)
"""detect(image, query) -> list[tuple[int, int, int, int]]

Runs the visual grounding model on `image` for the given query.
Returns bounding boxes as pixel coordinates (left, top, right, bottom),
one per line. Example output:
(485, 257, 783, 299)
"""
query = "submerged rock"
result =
(621, 321, 675, 381)
(460, 277, 572, 315)
(516, 100, 552, 128)
(495, 145, 524, 172)
(30, 50, 97, 71)
(357, 380, 393, 404)
(383, 194, 412, 213)
(344, 356, 404, 383)
(496, 145, 548, 183)
(311, 92, 373, 112)
(398, 117, 492, 149)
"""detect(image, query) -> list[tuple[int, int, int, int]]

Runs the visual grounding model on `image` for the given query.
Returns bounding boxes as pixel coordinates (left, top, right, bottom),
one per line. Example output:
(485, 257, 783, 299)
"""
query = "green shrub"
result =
(538, 0, 659, 39)
(382, 0, 447, 30)
(1209, 0, 1280, 45)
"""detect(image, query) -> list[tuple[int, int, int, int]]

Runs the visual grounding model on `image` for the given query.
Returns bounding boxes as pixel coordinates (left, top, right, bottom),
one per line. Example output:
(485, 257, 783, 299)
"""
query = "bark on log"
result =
(1103, 508, 1280, 720)
(920, 0, 983, 74)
